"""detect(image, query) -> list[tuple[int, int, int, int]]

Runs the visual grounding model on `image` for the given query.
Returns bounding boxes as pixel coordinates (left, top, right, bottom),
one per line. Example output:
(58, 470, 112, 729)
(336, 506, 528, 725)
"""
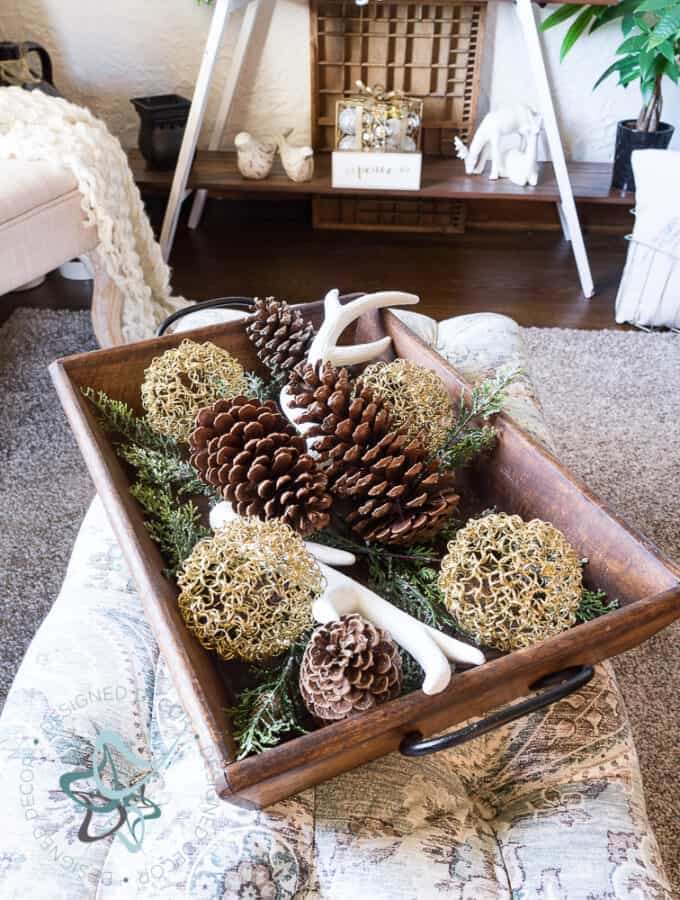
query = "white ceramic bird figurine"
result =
(209, 501, 485, 695)
(234, 131, 277, 180)
(277, 128, 314, 183)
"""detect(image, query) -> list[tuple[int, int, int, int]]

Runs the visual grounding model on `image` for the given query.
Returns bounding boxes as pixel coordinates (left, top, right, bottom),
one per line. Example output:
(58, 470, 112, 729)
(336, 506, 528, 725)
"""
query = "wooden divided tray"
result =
(50, 304, 680, 809)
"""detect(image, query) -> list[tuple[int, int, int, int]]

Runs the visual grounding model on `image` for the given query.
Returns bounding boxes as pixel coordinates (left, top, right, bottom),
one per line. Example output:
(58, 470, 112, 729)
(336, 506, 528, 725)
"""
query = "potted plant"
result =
(542, 0, 679, 191)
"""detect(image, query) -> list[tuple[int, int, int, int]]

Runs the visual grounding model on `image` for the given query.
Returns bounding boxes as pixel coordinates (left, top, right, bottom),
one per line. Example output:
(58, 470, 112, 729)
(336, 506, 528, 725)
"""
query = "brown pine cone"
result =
(288, 362, 459, 546)
(246, 297, 315, 379)
(189, 396, 332, 536)
(287, 361, 392, 486)
(299, 614, 403, 723)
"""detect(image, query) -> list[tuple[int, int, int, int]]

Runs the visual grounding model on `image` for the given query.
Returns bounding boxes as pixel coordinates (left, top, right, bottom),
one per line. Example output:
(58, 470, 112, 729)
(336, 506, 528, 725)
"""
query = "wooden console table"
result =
(158, 0, 618, 299)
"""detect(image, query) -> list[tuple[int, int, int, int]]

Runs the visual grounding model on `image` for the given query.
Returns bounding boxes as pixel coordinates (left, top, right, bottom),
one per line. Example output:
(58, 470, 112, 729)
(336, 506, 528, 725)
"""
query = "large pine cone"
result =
(299, 614, 403, 722)
(288, 361, 392, 485)
(246, 297, 315, 379)
(189, 396, 332, 536)
(288, 362, 459, 546)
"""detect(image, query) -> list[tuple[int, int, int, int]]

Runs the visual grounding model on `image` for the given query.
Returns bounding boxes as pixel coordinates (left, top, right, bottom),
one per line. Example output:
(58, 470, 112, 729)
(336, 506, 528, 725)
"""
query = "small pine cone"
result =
(189, 396, 332, 536)
(246, 297, 315, 378)
(299, 614, 403, 723)
(287, 361, 393, 486)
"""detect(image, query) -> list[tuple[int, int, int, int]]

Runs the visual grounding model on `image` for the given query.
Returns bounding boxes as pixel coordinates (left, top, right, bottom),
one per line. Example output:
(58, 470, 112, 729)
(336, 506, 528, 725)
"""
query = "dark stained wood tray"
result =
(50, 303, 680, 809)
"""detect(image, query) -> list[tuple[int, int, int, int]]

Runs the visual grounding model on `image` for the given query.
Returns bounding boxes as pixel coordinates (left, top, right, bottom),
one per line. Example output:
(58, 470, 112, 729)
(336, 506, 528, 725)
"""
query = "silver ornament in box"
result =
(335, 81, 424, 154)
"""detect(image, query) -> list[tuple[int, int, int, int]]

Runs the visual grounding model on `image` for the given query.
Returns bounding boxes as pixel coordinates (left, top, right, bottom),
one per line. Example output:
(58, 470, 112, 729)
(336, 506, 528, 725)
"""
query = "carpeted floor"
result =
(523, 326, 680, 895)
(0, 308, 678, 891)
(0, 309, 97, 701)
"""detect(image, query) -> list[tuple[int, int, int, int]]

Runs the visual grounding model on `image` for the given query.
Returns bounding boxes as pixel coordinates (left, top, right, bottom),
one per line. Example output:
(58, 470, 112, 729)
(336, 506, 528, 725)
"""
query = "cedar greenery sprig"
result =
(434, 367, 521, 471)
(82, 387, 215, 573)
(130, 482, 210, 578)
(576, 588, 619, 623)
(229, 637, 311, 759)
(117, 443, 213, 498)
(82, 387, 177, 455)
(312, 520, 459, 631)
(213, 371, 284, 404)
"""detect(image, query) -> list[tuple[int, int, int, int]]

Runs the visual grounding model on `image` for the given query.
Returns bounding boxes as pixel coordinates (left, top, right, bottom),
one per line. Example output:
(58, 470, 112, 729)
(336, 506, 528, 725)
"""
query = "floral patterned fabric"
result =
(0, 312, 671, 899)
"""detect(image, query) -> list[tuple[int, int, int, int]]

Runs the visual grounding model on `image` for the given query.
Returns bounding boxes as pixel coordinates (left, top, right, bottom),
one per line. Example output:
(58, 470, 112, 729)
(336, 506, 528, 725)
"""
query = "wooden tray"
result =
(50, 304, 680, 809)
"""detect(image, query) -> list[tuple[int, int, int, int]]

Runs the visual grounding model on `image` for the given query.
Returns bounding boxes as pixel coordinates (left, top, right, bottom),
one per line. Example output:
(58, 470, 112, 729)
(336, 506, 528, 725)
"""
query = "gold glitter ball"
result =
(358, 359, 452, 455)
(438, 513, 583, 652)
(141, 339, 248, 442)
(177, 517, 324, 663)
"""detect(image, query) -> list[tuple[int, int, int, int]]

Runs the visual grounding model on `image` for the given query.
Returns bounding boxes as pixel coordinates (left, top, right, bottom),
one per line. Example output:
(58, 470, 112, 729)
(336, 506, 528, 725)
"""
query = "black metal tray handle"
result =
(22, 41, 54, 86)
(158, 297, 256, 336)
(400, 665, 594, 757)
(157, 292, 368, 338)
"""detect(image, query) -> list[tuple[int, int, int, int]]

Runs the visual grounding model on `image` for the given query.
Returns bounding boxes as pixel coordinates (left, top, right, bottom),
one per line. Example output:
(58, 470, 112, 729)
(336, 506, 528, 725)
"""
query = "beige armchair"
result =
(0, 158, 125, 346)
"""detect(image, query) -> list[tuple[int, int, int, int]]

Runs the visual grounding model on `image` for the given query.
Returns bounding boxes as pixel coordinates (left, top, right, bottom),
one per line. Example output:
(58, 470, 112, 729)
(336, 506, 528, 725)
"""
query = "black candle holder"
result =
(131, 94, 191, 171)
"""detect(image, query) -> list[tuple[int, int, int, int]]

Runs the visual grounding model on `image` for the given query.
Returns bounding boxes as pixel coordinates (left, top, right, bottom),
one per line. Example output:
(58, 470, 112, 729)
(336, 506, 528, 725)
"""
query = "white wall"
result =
(1, 0, 678, 161)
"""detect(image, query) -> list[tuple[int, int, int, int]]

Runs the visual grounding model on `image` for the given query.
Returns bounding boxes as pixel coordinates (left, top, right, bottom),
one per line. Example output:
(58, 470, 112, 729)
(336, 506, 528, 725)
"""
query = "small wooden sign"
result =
(331, 151, 422, 191)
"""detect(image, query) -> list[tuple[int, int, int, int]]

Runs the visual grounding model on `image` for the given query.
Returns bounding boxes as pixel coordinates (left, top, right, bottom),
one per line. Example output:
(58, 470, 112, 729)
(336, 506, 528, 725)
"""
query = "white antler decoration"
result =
(280, 287, 420, 432)
(307, 288, 419, 368)
(210, 502, 485, 695)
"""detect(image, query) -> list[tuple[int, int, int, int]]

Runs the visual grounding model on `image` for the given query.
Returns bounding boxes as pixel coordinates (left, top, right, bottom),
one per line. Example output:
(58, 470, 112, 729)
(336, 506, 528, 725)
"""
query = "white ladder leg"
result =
(160, 0, 234, 260)
(188, 0, 263, 231)
(556, 202, 571, 241)
(516, 0, 595, 299)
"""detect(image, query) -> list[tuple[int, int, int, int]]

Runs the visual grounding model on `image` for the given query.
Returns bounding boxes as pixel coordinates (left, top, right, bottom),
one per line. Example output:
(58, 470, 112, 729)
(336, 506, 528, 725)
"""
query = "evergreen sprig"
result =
(83, 387, 214, 575)
(116, 443, 216, 498)
(81, 388, 176, 455)
(229, 638, 311, 759)
(130, 482, 210, 577)
(435, 368, 521, 471)
(213, 371, 284, 404)
(576, 588, 619, 623)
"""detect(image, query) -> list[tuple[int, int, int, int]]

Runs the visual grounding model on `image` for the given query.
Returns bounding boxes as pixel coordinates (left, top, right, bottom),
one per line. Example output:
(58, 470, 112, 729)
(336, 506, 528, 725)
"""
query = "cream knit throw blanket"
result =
(0, 87, 191, 342)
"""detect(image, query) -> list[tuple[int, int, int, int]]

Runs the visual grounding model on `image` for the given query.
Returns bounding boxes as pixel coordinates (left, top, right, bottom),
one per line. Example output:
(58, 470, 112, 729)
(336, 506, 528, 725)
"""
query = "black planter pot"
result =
(131, 94, 191, 171)
(611, 119, 675, 193)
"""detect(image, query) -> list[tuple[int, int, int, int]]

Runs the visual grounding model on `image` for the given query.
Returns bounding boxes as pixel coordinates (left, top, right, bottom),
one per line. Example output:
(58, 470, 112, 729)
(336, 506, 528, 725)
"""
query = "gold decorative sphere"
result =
(141, 339, 248, 442)
(177, 517, 323, 663)
(438, 513, 583, 652)
(359, 359, 452, 455)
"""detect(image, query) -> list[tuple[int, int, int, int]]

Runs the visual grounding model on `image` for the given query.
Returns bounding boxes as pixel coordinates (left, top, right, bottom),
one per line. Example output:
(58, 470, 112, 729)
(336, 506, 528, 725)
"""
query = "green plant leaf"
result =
(649, 6, 680, 45)
(663, 55, 680, 81)
(540, 3, 582, 31)
(622, 12, 637, 34)
(620, 66, 642, 86)
(636, 0, 674, 11)
(616, 33, 648, 53)
(560, 6, 599, 60)
(594, 57, 637, 89)
(653, 37, 677, 60)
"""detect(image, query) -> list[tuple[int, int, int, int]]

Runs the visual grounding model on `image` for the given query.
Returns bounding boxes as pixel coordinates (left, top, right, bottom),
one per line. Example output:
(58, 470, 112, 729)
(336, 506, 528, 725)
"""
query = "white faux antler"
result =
(209, 502, 485, 695)
(315, 564, 484, 695)
(307, 288, 419, 368)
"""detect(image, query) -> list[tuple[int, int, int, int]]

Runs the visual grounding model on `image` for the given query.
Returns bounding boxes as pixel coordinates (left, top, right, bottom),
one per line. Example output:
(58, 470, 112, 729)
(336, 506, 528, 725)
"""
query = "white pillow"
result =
(167, 306, 249, 334)
(615, 149, 680, 328)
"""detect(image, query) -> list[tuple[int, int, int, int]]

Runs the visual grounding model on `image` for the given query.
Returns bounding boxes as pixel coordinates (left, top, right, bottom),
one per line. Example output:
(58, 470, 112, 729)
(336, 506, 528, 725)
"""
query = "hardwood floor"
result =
(1, 195, 630, 330)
